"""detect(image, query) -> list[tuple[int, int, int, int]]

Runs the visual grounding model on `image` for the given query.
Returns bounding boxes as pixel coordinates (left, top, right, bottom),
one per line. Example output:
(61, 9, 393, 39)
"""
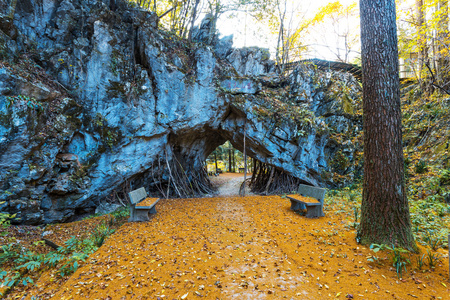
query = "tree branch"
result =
(425, 62, 450, 95)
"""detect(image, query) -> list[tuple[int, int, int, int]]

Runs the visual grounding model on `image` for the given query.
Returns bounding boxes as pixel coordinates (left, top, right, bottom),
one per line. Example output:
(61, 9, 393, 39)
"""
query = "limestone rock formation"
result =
(0, 0, 362, 224)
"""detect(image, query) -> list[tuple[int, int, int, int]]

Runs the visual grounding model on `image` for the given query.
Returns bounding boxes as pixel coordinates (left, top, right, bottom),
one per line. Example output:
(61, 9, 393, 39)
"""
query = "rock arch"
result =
(0, 0, 362, 224)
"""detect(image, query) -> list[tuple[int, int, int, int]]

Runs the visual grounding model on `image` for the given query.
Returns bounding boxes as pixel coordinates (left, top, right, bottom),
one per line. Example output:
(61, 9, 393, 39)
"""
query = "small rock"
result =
(42, 230, 53, 237)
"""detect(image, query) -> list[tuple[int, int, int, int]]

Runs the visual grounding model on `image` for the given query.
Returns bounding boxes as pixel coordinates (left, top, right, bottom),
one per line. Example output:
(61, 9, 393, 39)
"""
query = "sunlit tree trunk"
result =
(214, 152, 218, 171)
(416, 0, 427, 81)
(358, 0, 415, 250)
(438, 0, 449, 86)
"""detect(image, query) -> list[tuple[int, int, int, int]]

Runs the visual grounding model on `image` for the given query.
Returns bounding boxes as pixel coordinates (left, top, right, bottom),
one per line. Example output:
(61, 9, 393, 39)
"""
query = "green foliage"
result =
(111, 206, 130, 219)
(416, 254, 425, 270)
(6, 95, 43, 112)
(425, 249, 442, 268)
(370, 244, 410, 279)
(91, 223, 115, 248)
(57, 252, 89, 277)
(0, 205, 16, 228)
(414, 160, 428, 174)
(109, 207, 130, 226)
(0, 221, 117, 290)
(421, 229, 443, 250)
(0, 243, 21, 266)
(439, 169, 450, 186)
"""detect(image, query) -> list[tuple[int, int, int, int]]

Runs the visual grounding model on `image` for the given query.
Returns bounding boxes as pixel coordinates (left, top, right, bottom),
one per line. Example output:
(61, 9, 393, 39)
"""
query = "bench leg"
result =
(305, 206, 319, 218)
(129, 207, 151, 222)
(128, 206, 136, 222)
(305, 205, 325, 218)
(133, 209, 150, 222)
(318, 204, 325, 217)
(290, 200, 306, 211)
(149, 206, 157, 214)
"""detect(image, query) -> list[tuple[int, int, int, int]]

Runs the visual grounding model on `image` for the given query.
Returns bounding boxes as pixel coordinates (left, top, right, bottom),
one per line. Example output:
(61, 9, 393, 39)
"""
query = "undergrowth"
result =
(327, 185, 450, 249)
(0, 208, 129, 296)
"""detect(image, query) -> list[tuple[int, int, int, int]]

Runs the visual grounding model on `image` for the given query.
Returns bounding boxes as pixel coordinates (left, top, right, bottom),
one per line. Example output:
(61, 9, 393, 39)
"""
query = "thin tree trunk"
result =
(438, 0, 449, 86)
(358, 0, 415, 250)
(243, 129, 247, 196)
(228, 149, 232, 172)
(188, 0, 200, 41)
(416, 0, 427, 82)
(232, 150, 236, 172)
(214, 152, 218, 171)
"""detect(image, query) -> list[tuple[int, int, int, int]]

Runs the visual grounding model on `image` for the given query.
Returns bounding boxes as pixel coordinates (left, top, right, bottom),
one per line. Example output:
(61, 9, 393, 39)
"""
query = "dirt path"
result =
(210, 173, 253, 196)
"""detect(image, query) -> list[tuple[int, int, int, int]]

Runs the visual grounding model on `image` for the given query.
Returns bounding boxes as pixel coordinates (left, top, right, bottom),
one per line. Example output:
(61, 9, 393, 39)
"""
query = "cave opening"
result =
(205, 141, 254, 175)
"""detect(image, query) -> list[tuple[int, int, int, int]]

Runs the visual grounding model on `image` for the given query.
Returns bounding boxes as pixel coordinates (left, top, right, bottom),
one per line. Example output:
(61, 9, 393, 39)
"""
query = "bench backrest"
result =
(297, 184, 326, 202)
(129, 187, 147, 205)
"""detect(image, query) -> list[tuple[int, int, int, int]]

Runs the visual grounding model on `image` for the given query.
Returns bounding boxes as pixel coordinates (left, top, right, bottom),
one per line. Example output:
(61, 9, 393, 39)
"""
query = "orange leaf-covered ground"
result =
(5, 194, 447, 300)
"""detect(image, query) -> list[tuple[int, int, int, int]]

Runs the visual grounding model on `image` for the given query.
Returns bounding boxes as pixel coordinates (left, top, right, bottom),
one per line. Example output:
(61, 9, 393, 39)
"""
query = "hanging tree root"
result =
(113, 152, 214, 201)
(142, 150, 214, 199)
(250, 160, 306, 195)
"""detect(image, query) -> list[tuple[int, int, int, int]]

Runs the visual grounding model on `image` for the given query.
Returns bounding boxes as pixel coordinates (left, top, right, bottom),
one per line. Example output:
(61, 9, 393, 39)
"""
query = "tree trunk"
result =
(438, 0, 449, 87)
(232, 150, 236, 172)
(243, 129, 247, 196)
(358, 0, 415, 250)
(416, 0, 427, 81)
(188, 0, 200, 41)
(228, 149, 232, 172)
(214, 152, 218, 171)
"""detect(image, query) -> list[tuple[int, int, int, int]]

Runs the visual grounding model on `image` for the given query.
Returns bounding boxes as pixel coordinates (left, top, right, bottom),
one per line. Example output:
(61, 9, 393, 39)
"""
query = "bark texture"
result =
(358, 0, 415, 250)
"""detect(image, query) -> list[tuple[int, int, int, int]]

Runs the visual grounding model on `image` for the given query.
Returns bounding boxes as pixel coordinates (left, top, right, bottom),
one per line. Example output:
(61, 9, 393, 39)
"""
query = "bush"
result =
(439, 169, 450, 185)
(0, 221, 117, 290)
(415, 160, 428, 174)
(0, 202, 16, 228)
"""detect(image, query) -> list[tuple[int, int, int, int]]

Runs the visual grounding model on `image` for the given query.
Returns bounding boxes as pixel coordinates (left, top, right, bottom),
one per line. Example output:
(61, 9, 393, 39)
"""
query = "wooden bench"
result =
(128, 187, 160, 222)
(287, 184, 326, 218)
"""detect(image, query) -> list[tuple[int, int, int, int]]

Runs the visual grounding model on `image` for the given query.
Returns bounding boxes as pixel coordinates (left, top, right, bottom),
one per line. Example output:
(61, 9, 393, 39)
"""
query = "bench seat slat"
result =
(286, 194, 320, 205)
(136, 198, 159, 209)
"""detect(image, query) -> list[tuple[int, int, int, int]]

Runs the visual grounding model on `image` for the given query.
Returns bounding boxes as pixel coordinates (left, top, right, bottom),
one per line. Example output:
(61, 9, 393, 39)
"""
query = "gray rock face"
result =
(0, 0, 362, 224)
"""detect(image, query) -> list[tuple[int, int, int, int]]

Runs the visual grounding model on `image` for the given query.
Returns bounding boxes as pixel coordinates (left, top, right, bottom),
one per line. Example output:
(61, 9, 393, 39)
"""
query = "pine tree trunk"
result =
(358, 0, 415, 250)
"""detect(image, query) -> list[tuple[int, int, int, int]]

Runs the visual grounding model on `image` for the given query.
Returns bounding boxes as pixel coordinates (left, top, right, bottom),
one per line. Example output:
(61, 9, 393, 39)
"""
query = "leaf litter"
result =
(2, 195, 449, 299)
